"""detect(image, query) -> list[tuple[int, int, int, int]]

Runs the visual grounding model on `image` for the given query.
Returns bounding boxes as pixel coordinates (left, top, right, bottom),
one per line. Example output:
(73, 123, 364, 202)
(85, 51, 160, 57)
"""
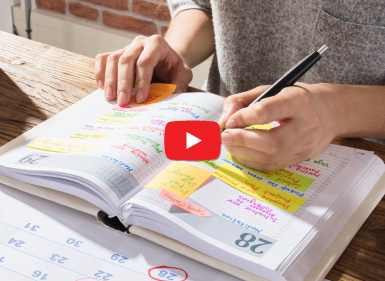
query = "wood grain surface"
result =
(0, 31, 384, 281)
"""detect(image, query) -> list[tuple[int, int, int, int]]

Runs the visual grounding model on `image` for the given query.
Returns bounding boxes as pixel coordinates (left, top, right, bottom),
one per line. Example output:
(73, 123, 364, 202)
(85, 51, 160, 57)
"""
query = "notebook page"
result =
(190, 145, 382, 267)
(0, 90, 224, 212)
(0, 183, 241, 281)
(126, 144, 384, 277)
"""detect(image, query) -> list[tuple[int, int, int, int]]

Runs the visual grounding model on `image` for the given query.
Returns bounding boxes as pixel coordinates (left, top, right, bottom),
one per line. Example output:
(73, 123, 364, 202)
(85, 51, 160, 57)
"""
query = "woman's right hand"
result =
(94, 35, 193, 106)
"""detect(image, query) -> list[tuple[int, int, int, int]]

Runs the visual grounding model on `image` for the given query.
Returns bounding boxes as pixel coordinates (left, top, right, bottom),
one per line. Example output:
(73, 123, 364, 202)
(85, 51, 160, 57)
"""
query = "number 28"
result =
(235, 233, 273, 254)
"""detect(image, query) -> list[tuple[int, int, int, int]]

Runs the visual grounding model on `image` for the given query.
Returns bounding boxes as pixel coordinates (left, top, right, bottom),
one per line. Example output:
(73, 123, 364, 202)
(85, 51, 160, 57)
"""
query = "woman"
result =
(94, 0, 385, 171)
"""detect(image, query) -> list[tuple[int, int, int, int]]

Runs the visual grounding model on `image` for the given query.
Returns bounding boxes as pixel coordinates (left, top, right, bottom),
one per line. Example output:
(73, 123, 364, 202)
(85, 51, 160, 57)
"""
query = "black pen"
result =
(221, 45, 328, 131)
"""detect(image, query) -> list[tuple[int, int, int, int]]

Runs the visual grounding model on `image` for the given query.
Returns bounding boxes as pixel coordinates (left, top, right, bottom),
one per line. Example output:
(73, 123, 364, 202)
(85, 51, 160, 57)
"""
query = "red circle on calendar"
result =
(148, 266, 188, 281)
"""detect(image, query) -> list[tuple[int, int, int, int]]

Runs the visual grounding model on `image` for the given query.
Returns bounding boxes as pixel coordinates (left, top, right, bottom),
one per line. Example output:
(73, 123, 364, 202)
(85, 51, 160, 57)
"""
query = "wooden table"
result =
(0, 31, 384, 281)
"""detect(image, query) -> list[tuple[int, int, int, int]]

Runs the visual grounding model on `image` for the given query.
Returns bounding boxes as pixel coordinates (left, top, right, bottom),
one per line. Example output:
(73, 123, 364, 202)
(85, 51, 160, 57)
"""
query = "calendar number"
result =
(110, 253, 129, 263)
(94, 270, 114, 280)
(235, 233, 273, 254)
(25, 223, 40, 232)
(8, 238, 25, 248)
(66, 238, 83, 248)
(50, 254, 68, 264)
(32, 270, 48, 280)
(148, 266, 188, 281)
(158, 270, 178, 280)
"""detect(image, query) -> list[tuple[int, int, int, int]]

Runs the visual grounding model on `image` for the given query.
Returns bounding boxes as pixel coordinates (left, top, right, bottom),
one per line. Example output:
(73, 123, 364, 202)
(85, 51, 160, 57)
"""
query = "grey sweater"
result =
(168, 0, 385, 144)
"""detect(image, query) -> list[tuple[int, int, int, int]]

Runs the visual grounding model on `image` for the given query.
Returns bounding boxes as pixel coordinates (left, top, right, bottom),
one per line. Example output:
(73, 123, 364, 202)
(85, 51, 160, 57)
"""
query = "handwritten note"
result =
(199, 160, 220, 169)
(96, 117, 131, 124)
(225, 154, 315, 192)
(104, 111, 141, 118)
(129, 83, 176, 106)
(144, 162, 212, 199)
(27, 136, 101, 154)
(212, 163, 306, 213)
(159, 188, 212, 217)
(71, 132, 108, 139)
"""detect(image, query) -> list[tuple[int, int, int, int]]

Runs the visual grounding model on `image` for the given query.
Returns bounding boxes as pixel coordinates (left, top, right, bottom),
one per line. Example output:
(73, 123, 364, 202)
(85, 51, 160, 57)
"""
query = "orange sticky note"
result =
(144, 162, 212, 198)
(129, 83, 177, 106)
(159, 188, 211, 217)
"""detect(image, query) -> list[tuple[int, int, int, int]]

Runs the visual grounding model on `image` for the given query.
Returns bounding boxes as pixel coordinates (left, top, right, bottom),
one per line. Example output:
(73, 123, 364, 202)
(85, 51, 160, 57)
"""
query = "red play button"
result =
(165, 121, 221, 160)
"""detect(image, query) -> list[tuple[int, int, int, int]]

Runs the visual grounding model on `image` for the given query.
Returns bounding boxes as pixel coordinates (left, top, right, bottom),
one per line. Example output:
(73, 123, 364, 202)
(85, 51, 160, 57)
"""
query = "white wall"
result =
(0, 0, 20, 33)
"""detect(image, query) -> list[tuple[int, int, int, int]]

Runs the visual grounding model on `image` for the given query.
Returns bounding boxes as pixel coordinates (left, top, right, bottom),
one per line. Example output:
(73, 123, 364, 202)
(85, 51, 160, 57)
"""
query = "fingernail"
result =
(221, 133, 233, 144)
(136, 90, 144, 103)
(226, 119, 237, 129)
(218, 112, 227, 125)
(98, 80, 104, 90)
(118, 91, 127, 105)
(105, 87, 113, 100)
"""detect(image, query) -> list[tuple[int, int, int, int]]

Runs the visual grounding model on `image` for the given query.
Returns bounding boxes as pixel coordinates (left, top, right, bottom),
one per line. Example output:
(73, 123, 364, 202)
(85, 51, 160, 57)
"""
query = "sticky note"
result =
(144, 162, 212, 198)
(27, 136, 101, 154)
(245, 124, 274, 130)
(199, 160, 220, 169)
(212, 163, 306, 213)
(225, 154, 314, 192)
(71, 133, 108, 139)
(129, 83, 176, 106)
(159, 188, 211, 217)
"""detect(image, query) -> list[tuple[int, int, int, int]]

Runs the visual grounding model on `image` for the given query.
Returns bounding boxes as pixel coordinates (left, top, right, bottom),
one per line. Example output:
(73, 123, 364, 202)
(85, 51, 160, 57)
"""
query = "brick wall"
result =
(36, 0, 171, 36)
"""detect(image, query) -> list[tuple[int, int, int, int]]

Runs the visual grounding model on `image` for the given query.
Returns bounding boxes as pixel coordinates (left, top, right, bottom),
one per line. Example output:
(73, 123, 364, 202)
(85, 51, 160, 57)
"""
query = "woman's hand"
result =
(94, 35, 193, 105)
(219, 83, 343, 171)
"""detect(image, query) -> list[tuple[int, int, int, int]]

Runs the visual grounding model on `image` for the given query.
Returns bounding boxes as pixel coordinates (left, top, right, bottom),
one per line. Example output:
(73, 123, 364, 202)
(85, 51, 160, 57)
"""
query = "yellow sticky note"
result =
(212, 163, 306, 213)
(225, 154, 314, 192)
(27, 136, 102, 154)
(129, 83, 176, 106)
(245, 124, 274, 130)
(144, 162, 212, 199)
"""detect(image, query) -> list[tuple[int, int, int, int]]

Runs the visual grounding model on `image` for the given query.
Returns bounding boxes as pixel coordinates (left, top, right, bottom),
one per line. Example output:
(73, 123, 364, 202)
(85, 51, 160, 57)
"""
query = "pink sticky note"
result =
(159, 189, 212, 217)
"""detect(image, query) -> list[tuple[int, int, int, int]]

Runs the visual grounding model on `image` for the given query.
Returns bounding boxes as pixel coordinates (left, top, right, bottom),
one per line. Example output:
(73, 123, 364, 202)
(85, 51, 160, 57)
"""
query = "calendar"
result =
(0, 183, 240, 281)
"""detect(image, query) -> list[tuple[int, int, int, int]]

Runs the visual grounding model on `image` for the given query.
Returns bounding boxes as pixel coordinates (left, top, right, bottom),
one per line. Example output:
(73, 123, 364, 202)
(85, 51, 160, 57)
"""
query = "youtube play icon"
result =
(165, 121, 221, 161)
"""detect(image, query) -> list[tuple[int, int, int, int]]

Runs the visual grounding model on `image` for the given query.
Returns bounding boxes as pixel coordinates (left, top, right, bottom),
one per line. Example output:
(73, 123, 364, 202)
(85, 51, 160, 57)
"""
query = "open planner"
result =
(0, 84, 384, 281)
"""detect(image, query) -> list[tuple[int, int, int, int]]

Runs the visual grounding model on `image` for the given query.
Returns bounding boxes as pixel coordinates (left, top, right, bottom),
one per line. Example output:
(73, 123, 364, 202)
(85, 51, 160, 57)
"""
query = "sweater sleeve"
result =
(168, 0, 212, 18)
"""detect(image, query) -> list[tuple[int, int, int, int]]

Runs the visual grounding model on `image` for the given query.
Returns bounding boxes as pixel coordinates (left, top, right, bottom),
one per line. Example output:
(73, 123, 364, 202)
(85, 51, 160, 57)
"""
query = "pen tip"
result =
(318, 45, 328, 55)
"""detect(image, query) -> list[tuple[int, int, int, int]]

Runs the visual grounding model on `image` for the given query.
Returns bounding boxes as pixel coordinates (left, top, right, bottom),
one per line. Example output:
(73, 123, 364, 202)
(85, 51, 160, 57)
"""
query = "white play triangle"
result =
(186, 132, 201, 149)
